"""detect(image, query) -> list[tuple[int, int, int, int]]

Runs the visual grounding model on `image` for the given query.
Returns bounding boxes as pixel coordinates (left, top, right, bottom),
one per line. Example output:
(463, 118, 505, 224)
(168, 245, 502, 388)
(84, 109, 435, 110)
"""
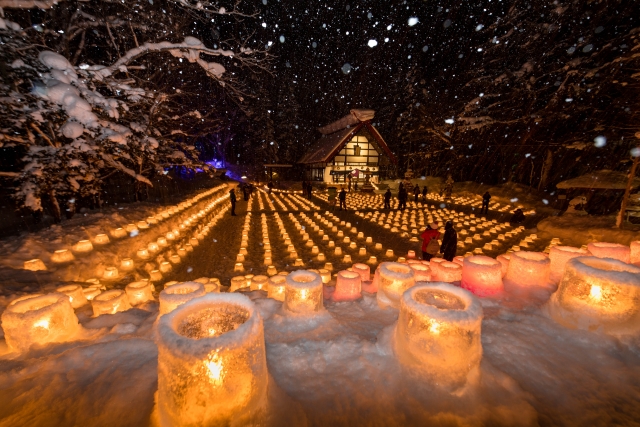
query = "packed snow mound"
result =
(38, 51, 73, 71)
(60, 121, 84, 139)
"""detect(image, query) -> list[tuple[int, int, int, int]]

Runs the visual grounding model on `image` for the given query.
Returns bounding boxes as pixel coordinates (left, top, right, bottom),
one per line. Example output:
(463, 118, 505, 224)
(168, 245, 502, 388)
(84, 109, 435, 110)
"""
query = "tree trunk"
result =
(616, 155, 639, 229)
(538, 149, 553, 191)
(48, 190, 62, 223)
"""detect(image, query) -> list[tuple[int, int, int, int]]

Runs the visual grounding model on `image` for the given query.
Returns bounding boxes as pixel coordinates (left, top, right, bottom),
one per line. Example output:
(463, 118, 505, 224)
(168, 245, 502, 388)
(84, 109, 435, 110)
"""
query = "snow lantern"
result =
(120, 258, 135, 272)
(51, 249, 75, 264)
(352, 263, 371, 281)
(159, 282, 206, 315)
(149, 270, 163, 282)
(137, 248, 151, 260)
(56, 284, 88, 308)
(319, 269, 332, 284)
(587, 242, 631, 264)
(548, 257, 640, 334)
(333, 270, 362, 302)
(83, 287, 102, 301)
(24, 259, 47, 271)
(102, 266, 119, 281)
(496, 254, 510, 278)
(431, 261, 462, 283)
(204, 279, 221, 293)
(230, 277, 247, 292)
(156, 293, 267, 426)
(284, 270, 323, 314)
(73, 240, 93, 254)
(92, 289, 131, 316)
(409, 264, 431, 282)
(549, 246, 590, 282)
(394, 283, 483, 388)
(94, 234, 110, 245)
(125, 281, 155, 306)
(1, 293, 80, 352)
(251, 275, 269, 291)
(160, 262, 173, 273)
(266, 265, 278, 276)
(460, 256, 503, 296)
(377, 262, 416, 308)
(267, 275, 286, 301)
(630, 241, 640, 264)
(505, 251, 550, 287)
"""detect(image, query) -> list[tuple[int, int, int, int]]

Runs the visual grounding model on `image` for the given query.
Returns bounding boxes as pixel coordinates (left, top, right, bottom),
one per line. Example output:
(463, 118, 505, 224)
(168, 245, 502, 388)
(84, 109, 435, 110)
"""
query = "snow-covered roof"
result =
(318, 109, 376, 135)
(298, 119, 396, 165)
(556, 169, 640, 190)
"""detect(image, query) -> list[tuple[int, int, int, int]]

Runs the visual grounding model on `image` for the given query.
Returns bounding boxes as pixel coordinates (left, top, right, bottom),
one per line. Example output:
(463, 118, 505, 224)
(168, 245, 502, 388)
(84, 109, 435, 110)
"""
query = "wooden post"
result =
(616, 152, 639, 229)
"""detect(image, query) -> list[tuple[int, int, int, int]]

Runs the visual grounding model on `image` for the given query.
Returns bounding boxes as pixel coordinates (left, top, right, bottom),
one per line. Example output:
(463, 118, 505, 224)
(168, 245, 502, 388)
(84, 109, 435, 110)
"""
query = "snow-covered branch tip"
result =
(174, 0, 259, 17)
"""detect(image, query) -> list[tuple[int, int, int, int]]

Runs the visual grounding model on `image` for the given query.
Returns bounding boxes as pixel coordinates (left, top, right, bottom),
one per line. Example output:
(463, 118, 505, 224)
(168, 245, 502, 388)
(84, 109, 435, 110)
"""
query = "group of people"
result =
(383, 183, 429, 210)
(420, 221, 458, 261)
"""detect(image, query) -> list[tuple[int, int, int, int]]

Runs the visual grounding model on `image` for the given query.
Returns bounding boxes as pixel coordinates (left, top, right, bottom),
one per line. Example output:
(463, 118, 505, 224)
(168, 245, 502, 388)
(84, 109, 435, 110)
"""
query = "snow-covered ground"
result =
(1, 188, 640, 426)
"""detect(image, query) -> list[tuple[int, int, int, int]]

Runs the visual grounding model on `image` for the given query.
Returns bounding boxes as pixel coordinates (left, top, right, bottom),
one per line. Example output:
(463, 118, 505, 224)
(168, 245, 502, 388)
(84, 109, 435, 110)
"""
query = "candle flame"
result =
(34, 318, 50, 329)
(429, 320, 441, 335)
(205, 357, 224, 385)
(590, 285, 602, 301)
(300, 289, 308, 299)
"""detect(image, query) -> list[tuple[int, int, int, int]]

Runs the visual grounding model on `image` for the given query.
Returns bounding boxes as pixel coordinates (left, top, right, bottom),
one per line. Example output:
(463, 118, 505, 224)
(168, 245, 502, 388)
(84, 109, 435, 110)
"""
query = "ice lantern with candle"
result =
(547, 257, 640, 334)
(549, 246, 590, 283)
(1, 293, 80, 352)
(156, 293, 268, 426)
(333, 270, 362, 302)
(461, 256, 503, 296)
(505, 251, 550, 288)
(159, 282, 206, 315)
(377, 262, 416, 309)
(284, 270, 323, 314)
(394, 283, 483, 389)
(587, 242, 631, 264)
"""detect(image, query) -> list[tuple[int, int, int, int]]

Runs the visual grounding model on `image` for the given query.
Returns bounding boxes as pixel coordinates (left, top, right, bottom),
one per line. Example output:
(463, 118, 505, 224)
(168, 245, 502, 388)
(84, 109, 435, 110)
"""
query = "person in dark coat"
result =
(398, 186, 407, 210)
(338, 187, 347, 210)
(307, 182, 313, 198)
(229, 188, 237, 216)
(481, 191, 491, 214)
(302, 181, 307, 197)
(413, 184, 420, 203)
(441, 221, 457, 261)
(384, 188, 392, 209)
(422, 186, 428, 201)
(510, 208, 525, 224)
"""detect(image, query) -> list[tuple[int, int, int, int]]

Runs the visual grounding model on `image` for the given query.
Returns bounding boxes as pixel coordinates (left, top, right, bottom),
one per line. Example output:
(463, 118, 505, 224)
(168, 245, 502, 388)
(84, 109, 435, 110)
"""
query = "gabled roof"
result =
(299, 117, 397, 165)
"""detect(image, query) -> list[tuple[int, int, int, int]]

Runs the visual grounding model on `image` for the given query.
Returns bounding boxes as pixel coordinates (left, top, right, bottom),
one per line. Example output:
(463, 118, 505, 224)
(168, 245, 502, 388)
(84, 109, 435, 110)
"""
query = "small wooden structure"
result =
(298, 109, 397, 183)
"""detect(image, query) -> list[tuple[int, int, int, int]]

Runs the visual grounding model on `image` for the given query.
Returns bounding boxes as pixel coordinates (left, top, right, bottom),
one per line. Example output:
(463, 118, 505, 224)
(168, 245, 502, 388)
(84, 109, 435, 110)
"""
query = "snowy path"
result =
(1, 187, 640, 426)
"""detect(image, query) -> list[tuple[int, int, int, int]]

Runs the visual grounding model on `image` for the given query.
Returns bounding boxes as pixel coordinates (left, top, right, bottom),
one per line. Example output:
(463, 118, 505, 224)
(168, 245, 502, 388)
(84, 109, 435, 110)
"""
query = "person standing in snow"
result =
(422, 186, 428, 202)
(339, 187, 347, 210)
(398, 185, 407, 210)
(413, 184, 420, 203)
(229, 188, 237, 216)
(307, 182, 313, 198)
(420, 222, 441, 261)
(384, 188, 392, 209)
(440, 221, 457, 261)
(481, 191, 491, 214)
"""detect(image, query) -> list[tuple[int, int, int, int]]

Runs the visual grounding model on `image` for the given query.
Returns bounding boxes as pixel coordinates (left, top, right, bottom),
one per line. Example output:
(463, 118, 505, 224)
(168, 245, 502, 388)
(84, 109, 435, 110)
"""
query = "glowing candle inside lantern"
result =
(431, 261, 462, 283)
(460, 255, 503, 296)
(1, 293, 80, 352)
(24, 259, 47, 271)
(586, 242, 631, 264)
(120, 258, 135, 271)
(125, 281, 155, 306)
(394, 283, 483, 389)
(156, 293, 268, 427)
(56, 285, 88, 308)
(92, 289, 131, 316)
(547, 256, 640, 334)
(409, 264, 431, 282)
(251, 275, 269, 291)
(377, 262, 416, 308)
(333, 270, 362, 302)
(111, 228, 127, 239)
(157, 237, 168, 247)
(284, 270, 323, 314)
(148, 242, 160, 253)
(504, 251, 550, 288)
(159, 282, 206, 315)
(549, 246, 590, 282)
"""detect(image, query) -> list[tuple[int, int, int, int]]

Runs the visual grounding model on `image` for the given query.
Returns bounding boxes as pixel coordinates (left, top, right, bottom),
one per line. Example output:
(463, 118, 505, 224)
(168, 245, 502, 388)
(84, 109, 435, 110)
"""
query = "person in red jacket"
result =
(420, 223, 440, 261)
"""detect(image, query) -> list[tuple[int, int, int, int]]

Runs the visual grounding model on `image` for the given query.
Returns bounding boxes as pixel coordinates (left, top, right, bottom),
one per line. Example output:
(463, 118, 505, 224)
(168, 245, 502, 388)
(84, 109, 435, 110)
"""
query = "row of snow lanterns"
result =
(154, 266, 485, 425)
(97, 193, 230, 284)
(23, 185, 227, 272)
